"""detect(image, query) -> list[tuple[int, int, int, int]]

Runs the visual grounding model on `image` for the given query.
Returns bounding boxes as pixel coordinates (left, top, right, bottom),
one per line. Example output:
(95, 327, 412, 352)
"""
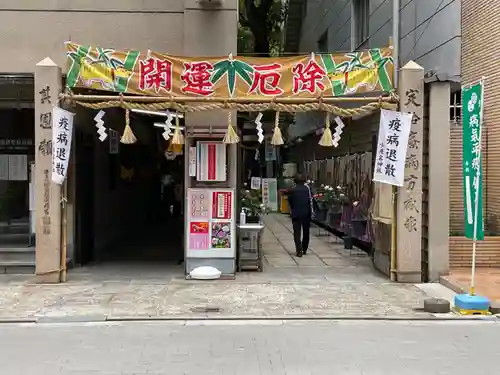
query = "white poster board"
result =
(262, 178, 278, 211)
(188, 146, 197, 177)
(8, 155, 28, 181)
(186, 188, 235, 259)
(196, 142, 227, 182)
(250, 177, 261, 190)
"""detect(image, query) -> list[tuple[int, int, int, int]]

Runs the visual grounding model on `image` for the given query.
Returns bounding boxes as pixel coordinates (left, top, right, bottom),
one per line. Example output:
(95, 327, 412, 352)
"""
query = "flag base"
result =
(453, 294, 490, 315)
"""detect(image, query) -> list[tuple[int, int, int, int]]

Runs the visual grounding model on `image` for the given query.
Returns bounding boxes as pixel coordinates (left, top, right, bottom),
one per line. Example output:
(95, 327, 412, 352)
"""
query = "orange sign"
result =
(65, 42, 394, 98)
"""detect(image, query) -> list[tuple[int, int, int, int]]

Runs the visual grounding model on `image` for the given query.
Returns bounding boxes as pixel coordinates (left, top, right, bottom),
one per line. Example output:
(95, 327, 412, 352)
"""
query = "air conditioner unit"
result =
(198, 0, 224, 6)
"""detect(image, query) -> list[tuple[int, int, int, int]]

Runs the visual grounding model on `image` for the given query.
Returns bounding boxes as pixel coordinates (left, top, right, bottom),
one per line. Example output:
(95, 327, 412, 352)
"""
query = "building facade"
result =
(284, 0, 459, 281)
(0, 0, 238, 277)
(451, 0, 500, 268)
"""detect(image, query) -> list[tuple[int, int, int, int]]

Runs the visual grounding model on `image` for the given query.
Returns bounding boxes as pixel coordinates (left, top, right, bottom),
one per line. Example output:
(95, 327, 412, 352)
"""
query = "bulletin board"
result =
(186, 188, 235, 259)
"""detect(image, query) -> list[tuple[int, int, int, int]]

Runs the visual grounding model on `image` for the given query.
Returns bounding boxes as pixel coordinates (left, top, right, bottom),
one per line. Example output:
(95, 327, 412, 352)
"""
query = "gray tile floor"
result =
(0, 215, 433, 320)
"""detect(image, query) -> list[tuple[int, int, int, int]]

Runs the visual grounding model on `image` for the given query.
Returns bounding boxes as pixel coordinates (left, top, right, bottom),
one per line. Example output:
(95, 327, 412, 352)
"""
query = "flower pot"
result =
(352, 220, 367, 240)
(343, 236, 353, 249)
(246, 215, 261, 224)
(315, 208, 327, 223)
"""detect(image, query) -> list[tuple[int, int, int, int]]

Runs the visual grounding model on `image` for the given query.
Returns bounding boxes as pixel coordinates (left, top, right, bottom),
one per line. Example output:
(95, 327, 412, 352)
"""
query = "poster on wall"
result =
(188, 146, 197, 177)
(189, 221, 209, 250)
(196, 141, 227, 182)
(186, 188, 235, 259)
(212, 191, 232, 219)
(262, 178, 278, 211)
(211, 222, 231, 249)
(250, 177, 261, 189)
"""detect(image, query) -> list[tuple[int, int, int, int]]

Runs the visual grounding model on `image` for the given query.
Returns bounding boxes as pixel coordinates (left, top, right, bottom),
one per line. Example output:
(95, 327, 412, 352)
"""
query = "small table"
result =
(237, 224, 265, 272)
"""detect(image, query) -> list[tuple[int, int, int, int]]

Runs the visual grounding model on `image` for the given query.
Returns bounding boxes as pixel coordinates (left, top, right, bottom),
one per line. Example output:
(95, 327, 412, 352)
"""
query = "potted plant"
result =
(241, 188, 268, 223)
(326, 186, 343, 229)
(338, 187, 354, 249)
(313, 184, 336, 223)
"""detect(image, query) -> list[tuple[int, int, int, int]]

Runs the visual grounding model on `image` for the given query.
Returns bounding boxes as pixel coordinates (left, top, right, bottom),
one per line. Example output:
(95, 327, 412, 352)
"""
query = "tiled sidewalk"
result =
(0, 214, 435, 321)
(441, 267, 500, 302)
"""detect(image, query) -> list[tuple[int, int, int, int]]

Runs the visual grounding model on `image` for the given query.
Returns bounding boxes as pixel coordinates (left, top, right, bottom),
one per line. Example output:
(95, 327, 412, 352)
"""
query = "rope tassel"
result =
(120, 109, 137, 144)
(171, 114, 184, 145)
(223, 110, 240, 144)
(319, 112, 334, 147)
(270, 110, 284, 145)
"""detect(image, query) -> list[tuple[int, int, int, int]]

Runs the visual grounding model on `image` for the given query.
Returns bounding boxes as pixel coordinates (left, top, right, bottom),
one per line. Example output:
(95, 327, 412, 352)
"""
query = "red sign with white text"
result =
(212, 191, 232, 219)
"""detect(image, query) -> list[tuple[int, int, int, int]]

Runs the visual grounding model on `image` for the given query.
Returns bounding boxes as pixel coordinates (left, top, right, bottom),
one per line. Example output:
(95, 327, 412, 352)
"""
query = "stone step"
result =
(0, 247, 35, 274)
(0, 261, 35, 274)
(0, 222, 30, 234)
(0, 232, 34, 246)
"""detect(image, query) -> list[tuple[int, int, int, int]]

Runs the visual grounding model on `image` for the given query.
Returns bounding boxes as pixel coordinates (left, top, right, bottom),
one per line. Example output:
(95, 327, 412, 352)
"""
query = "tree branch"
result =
(245, 0, 256, 22)
(260, 0, 274, 14)
(239, 12, 250, 27)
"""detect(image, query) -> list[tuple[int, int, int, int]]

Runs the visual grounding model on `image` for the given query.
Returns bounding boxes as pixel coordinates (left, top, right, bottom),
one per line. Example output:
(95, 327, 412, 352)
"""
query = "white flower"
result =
(311, 180, 315, 184)
(336, 185, 342, 190)
(246, 190, 250, 193)
(340, 193, 345, 197)
(307, 180, 311, 184)
(320, 184, 324, 187)
(243, 182, 247, 187)
(353, 201, 359, 206)
(260, 203, 265, 208)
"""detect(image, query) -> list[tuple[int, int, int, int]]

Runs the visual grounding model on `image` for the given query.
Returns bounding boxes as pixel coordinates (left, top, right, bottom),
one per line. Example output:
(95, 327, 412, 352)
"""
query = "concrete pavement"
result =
(0, 320, 498, 374)
(0, 214, 456, 320)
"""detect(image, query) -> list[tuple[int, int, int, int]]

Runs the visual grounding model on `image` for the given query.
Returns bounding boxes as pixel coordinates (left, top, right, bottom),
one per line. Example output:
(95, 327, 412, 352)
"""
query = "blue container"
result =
(454, 294, 490, 311)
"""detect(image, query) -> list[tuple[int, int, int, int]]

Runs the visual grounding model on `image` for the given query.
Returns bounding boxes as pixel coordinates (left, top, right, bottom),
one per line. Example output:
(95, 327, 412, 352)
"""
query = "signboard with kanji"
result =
(65, 42, 394, 98)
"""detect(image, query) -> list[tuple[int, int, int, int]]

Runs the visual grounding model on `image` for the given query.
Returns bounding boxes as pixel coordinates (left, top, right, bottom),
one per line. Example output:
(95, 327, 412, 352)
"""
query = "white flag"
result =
(373, 109, 413, 186)
(52, 107, 74, 185)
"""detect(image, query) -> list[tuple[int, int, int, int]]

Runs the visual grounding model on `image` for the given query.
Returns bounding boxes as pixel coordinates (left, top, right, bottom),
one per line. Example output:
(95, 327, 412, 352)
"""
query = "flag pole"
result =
(389, 25, 399, 281)
(470, 77, 485, 296)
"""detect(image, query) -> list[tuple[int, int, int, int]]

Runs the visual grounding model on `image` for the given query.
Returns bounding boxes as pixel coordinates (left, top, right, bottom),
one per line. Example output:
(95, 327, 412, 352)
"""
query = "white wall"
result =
(0, 4, 184, 72)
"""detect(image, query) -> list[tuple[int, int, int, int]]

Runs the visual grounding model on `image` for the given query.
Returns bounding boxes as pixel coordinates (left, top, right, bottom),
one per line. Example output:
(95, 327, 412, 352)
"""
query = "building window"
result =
(353, 0, 369, 47)
(317, 31, 328, 53)
(450, 90, 462, 126)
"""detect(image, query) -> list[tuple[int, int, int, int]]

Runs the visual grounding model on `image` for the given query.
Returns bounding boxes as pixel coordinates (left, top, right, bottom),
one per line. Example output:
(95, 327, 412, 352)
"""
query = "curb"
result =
(1, 314, 498, 325)
(105, 315, 499, 322)
(439, 276, 466, 295)
(0, 318, 38, 324)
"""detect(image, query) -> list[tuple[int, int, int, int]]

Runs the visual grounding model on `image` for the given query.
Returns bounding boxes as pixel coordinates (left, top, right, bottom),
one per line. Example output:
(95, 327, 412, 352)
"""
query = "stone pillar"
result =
(183, 0, 238, 275)
(428, 81, 451, 281)
(182, 0, 238, 129)
(34, 58, 62, 283)
(396, 61, 424, 283)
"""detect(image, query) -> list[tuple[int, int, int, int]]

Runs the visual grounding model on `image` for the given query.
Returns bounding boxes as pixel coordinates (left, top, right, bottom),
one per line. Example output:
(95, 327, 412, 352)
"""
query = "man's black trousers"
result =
(292, 216, 311, 253)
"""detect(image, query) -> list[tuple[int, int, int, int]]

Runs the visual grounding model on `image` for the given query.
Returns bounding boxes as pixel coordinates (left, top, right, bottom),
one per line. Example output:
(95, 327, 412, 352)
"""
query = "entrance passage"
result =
(74, 108, 184, 266)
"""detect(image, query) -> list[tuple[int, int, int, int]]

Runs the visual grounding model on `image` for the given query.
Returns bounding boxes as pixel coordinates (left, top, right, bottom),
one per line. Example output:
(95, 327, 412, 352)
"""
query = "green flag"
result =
(462, 81, 484, 240)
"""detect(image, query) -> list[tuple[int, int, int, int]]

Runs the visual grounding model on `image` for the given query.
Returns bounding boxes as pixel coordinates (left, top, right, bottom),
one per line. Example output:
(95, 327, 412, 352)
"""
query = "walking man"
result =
(287, 174, 312, 257)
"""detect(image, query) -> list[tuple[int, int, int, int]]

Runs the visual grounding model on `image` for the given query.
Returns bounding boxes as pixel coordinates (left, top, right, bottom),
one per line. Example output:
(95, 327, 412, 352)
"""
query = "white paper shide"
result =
(373, 109, 413, 186)
(52, 107, 74, 185)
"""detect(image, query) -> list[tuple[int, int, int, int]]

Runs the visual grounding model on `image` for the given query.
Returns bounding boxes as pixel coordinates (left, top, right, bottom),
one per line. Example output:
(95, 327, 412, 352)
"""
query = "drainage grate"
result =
(191, 306, 222, 313)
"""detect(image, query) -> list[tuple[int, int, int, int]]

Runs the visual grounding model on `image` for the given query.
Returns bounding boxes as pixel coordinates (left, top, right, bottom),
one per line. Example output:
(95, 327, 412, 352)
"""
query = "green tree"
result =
(238, 0, 287, 56)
